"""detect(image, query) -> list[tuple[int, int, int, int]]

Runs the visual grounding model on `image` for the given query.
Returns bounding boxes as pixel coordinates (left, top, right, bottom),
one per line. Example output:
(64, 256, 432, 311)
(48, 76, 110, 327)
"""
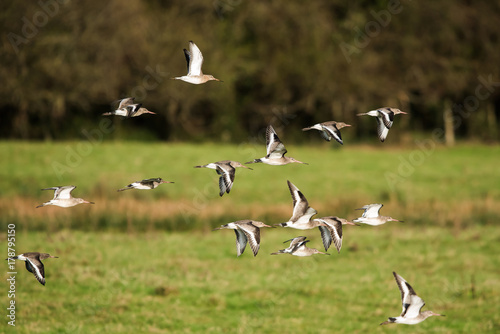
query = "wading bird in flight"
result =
(352, 203, 402, 226)
(6, 252, 58, 285)
(36, 186, 94, 208)
(380, 272, 444, 325)
(194, 160, 251, 197)
(357, 107, 407, 142)
(213, 220, 272, 257)
(102, 97, 155, 117)
(271, 236, 329, 257)
(117, 178, 174, 191)
(314, 216, 356, 253)
(173, 41, 221, 84)
(302, 121, 351, 145)
(246, 125, 307, 165)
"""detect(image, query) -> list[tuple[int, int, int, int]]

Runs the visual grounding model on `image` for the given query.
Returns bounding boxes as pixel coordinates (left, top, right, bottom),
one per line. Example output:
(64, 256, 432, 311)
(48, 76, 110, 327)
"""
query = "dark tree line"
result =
(1, 0, 499, 143)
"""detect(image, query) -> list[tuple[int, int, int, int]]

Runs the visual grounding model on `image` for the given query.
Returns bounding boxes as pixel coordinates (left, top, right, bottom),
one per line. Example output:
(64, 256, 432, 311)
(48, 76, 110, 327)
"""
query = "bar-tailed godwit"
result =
(246, 125, 307, 165)
(36, 186, 94, 208)
(352, 203, 402, 226)
(302, 121, 351, 145)
(6, 252, 58, 285)
(173, 41, 221, 84)
(357, 107, 407, 142)
(380, 272, 444, 325)
(213, 220, 272, 257)
(117, 178, 173, 191)
(102, 97, 155, 117)
(194, 160, 251, 197)
(271, 236, 329, 257)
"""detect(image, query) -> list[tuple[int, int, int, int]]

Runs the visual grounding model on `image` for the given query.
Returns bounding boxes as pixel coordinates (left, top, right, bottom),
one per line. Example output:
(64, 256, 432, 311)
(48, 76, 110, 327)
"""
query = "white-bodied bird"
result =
(380, 272, 444, 325)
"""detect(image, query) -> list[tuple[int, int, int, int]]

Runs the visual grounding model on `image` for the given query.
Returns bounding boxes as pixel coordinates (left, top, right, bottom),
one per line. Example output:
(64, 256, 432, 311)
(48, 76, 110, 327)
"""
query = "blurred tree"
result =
(0, 0, 499, 142)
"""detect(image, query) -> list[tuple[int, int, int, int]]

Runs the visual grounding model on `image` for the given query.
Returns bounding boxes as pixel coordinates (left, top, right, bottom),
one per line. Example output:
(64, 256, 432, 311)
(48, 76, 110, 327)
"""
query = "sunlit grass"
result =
(1, 226, 499, 333)
(0, 141, 499, 332)
(0, 142, 499, 230)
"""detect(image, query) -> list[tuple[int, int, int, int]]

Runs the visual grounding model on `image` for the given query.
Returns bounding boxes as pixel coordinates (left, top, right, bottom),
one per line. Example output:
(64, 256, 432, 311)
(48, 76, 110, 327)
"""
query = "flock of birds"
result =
(6, 41, 444, 326)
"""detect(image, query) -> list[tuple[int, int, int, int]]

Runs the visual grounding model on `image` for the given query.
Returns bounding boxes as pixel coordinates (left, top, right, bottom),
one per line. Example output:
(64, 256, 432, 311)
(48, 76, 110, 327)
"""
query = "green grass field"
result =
(1, 141, 500, 333)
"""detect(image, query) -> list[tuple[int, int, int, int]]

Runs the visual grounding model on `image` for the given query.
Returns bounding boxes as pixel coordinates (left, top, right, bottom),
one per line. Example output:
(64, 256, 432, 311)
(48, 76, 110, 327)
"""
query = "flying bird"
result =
(36, 186, 94, 208)
(194, 160, 251, 197)
(271, 236, 329, 257)
(275, 180, 322, 229)
(357, 107, 407, 142)
(6, 252, 58, 285)
(102, 97, 155, 117)
(246, 125, 307, 165)
(380, 272, 444, 325)
(117, 178, 174, 191)
(314, 216, 356, 253)
(352, 203, 402, 226)
(302, 121, 351, 145)
(173, 41, 221, 84)
(213, 220, 272, 257)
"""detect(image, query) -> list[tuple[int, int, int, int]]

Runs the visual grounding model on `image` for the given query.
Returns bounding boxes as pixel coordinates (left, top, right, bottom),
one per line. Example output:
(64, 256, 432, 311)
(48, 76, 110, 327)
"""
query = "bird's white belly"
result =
(176, 76, 203, 84)
(132, 183, 152, 190)
(51, 200, 79, 208)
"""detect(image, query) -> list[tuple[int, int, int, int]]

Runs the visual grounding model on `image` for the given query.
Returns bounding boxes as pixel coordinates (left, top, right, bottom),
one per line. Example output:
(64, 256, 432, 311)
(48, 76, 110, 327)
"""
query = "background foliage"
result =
(1, 1, 500, 142)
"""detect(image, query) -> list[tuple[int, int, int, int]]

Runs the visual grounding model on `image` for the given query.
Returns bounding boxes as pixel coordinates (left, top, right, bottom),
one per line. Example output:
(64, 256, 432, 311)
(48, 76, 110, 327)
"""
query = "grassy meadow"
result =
(1, 141, 500, 333)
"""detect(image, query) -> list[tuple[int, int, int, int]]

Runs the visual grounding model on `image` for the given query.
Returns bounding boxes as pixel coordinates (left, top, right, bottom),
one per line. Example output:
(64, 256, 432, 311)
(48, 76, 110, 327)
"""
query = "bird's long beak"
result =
(344, 221, 357, 226)
(85, 201, 95, 204)
(243, 166, 253, 170)
(433, 313, 445, 316)
(344, 124, 352, 127)
(400, 111, 408, 114)
(146, 111, 156, 114)
(390, 218, 403, 222)
(161, 180, 174, 184)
